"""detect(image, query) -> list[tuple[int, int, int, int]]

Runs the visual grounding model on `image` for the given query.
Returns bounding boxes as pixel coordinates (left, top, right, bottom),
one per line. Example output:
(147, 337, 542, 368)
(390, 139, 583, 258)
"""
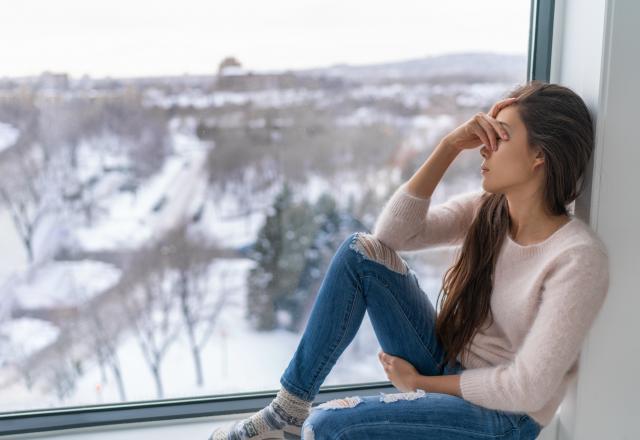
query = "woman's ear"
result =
(532, 148, 545, 171)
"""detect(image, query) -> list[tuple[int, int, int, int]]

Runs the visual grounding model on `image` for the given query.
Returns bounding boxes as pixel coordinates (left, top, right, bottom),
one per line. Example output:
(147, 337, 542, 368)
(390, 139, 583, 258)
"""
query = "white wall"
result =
(550, 0, 640, 439)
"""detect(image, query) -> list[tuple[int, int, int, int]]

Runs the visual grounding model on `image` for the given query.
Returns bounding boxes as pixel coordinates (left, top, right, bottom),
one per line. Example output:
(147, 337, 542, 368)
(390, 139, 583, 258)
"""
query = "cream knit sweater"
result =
(372, 182, 610, 428)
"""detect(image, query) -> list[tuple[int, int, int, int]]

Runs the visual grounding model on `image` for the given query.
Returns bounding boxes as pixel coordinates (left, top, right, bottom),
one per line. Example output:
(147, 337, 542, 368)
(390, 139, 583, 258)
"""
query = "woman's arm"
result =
(413, 374, 462, 398)
(458, 246, 609, 413)
(404, 97, 516, 199)
(371, 99, 517, 252)
(369, 138, 467, 252)
(406, 96, 516, 199)
(377, 350, 463, 397)
(404, 138, 461, 199)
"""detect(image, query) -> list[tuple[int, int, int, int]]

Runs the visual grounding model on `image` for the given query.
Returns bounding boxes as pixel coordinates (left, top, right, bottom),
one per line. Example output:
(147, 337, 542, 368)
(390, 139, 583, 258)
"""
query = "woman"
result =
(209, 80, 610, 439)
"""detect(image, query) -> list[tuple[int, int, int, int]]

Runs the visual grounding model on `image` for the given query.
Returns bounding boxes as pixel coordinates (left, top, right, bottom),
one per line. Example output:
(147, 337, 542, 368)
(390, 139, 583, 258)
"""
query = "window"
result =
(0, 0, 550, 435)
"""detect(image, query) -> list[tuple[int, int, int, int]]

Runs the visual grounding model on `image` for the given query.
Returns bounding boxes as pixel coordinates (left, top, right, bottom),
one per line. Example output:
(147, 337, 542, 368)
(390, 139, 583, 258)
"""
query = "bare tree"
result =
(163, 225, 234, 387)
(0, 146, 53, 263)
(80, 303, 128, 401)
(118, 245, 182, 399)
(45, 331, 81, 403)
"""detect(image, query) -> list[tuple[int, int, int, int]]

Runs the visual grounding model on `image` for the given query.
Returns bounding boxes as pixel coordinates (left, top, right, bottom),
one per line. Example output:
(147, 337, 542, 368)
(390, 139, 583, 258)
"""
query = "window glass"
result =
(0, 0, 530, 412)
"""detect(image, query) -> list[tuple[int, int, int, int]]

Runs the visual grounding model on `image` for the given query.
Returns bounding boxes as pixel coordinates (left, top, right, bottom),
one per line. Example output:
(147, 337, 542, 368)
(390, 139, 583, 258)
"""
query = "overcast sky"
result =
(0, 0, 530, 78)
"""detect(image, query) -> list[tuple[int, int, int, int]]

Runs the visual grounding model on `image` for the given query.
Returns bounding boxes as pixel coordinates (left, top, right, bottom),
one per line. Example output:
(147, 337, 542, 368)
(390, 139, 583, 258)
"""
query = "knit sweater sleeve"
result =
(372, 182, 485, 251)
(459, 244, 610, 413)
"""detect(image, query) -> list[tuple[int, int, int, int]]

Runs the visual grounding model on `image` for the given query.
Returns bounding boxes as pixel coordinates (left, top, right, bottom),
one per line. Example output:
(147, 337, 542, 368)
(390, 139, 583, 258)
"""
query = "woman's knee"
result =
(348, 232, 410, 275)
(302, 396, 365, 439)
(302, 409, 325, 440)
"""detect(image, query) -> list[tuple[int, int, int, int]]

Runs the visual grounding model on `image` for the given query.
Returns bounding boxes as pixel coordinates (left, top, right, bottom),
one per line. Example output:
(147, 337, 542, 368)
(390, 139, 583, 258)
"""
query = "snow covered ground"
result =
(0, 255, 387, 412)
(9, 260, 121, 310)
(0, 318, 59, 370)
(0, 121, 19, 153)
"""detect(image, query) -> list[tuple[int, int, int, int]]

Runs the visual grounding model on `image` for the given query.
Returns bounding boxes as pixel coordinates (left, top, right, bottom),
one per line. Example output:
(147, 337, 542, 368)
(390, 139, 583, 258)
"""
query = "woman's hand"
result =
(378, 351, 420, 392)
(442, 96, 519, 153)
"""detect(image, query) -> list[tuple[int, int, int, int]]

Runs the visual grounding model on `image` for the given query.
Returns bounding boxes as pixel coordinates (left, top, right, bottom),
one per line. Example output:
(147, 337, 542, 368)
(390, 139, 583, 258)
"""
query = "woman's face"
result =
(479, 104, 545, 194)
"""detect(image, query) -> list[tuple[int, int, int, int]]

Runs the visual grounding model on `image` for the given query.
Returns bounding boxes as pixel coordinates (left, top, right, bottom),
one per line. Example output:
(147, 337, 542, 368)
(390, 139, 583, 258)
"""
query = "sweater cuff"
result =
(459, 367, 492, 405)
(382, 183, 431, 225)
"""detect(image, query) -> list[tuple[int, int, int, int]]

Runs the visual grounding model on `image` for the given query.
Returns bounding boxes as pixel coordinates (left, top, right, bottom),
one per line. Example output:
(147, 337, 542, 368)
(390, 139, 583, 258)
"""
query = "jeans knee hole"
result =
(379, 389, 427, 403)
(316, 396, 363, 410)
(302, 423, 315, 439)
(349, 233, 408, 275)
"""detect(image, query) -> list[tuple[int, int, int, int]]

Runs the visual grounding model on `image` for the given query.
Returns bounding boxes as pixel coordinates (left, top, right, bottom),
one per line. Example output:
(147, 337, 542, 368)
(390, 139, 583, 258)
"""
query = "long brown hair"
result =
(434, 80, 596, 370)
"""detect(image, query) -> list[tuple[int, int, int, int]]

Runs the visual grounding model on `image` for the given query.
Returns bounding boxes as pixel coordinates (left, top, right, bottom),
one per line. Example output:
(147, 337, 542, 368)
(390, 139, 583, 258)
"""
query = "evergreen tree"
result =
(246, 181, 315, 330)
(247, 182, 370, 332)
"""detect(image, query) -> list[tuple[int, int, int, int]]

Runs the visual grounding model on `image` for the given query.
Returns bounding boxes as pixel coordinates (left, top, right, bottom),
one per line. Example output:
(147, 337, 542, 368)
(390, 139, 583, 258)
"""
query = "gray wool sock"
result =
(209, 387, 313, 440)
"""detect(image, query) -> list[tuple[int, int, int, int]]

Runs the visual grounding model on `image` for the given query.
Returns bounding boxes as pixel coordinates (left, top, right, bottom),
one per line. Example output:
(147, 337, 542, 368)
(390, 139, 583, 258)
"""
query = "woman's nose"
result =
(480, 145, 491, 158)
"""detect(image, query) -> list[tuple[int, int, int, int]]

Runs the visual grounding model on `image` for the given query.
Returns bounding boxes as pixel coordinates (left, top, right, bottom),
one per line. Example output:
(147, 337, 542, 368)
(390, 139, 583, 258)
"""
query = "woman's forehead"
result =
(496, 105, 521, 127)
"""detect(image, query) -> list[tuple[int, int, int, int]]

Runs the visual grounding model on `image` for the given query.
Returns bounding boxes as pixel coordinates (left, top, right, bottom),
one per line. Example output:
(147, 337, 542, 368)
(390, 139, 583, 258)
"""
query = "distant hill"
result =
(295, 51, 527, 83)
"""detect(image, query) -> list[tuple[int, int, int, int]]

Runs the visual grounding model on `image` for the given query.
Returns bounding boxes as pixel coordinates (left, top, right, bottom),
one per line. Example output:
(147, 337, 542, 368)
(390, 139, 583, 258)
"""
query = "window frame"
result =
(0, 0, 554, 435)
(528, 0, 555, 81)
(0, 382, 396, 436)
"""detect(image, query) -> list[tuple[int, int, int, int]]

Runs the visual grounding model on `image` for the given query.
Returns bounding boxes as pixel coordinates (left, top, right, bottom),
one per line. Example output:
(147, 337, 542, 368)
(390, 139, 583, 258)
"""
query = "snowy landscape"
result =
(0, 52, 526, 413)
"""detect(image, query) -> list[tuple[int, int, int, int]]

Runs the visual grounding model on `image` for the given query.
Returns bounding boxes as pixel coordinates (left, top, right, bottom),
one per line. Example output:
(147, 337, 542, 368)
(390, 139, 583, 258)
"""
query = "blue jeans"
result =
(280, 232, 543, 439)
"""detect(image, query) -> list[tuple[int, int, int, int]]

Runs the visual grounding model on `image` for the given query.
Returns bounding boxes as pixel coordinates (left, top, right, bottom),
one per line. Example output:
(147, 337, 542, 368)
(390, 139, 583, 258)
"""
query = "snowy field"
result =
(1, 256, 387, 412)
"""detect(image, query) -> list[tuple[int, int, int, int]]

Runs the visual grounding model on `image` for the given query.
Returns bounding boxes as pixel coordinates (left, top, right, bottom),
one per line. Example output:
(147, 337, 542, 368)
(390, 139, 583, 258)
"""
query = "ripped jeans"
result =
(279, 232, 543, 440)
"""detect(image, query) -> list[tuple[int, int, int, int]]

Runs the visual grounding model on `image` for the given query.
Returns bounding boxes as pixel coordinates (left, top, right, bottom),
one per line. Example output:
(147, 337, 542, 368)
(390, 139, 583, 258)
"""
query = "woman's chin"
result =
(480, 179, 500, 194)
